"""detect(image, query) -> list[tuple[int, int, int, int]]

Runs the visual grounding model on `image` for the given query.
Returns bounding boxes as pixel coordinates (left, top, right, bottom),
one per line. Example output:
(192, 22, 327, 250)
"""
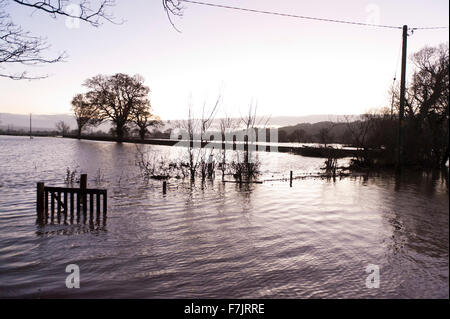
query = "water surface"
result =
(0, 136, 448, 298)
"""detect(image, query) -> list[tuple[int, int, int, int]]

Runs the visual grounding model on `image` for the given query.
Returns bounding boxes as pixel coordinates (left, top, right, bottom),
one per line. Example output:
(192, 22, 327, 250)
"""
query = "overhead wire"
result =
(179, 0, 449, 31)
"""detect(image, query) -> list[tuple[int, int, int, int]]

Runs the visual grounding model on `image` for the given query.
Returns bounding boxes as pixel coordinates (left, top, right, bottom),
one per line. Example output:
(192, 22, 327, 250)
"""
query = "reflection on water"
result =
(36, 222, 107, 237)
(0, 136, 448, 298)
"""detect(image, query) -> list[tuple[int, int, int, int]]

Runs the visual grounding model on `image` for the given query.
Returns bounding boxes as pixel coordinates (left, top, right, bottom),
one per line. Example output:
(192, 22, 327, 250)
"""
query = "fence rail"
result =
(36, 174, 107, 224)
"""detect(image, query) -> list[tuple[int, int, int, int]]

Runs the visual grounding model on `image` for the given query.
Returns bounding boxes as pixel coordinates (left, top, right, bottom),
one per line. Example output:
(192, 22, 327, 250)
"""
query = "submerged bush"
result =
(228, 156, 261, 181)
(64, 167, 78, 185)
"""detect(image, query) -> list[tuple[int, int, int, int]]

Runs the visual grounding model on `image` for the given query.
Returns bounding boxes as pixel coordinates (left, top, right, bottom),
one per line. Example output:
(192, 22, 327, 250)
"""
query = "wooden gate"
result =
(36, 174, 107, 224)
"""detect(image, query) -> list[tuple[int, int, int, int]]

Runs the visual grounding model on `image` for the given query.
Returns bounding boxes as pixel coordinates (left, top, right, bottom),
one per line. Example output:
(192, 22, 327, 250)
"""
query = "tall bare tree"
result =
(84, 73, 151, 142)
(218, 111, 236, 180)
(391, 43, 449, 167)
(176, 96, 220, 181)
(198, 97, 220, 181)
(181, 103, 198, 181)
(55, 120, 70, 136)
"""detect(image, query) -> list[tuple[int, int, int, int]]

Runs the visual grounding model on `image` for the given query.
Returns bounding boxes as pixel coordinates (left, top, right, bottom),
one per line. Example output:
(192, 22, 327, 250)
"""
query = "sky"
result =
(0, 0, 448, 120)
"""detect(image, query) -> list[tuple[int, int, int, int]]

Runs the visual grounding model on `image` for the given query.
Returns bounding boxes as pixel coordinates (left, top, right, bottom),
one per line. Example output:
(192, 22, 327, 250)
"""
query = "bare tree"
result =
(406, 44, 449, 119)
(176, 95, 220, 181)
(84, 73, 151, 142)
(343, 114, 375, 165)
(218, 110, 236, 180)
(55, 120, 70, 136)
(198, 97, 220, 181)
(341, 110, 398, 167)
(343, 115, 369, 147)
(391, 43, 449, 167)
(240, 102, 258, 165)
(182, 103, 198, 181)
(71, 93, 101, 138)
(230, 102, 268, 180)
(132, 103, 162, 140)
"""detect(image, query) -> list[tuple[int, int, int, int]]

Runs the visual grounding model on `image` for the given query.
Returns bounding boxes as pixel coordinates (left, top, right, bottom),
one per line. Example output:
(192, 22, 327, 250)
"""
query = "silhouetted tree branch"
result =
(1, 1, 185, 79)
(391, 43, 449, 167)
(0, 3, 64, 79)
(219, 110, 236, 180)
(12, 0, 118, 26)
(0, 0, 117, 80)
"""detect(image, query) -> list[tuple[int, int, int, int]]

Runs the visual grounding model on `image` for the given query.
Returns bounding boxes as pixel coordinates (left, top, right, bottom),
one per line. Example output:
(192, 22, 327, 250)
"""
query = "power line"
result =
(393, 39, 403, 80)
(180, 0, 449, 31)
(180, 0, 400, 29)
(390, 38, 403, 117)
(411, 26, 449, 30)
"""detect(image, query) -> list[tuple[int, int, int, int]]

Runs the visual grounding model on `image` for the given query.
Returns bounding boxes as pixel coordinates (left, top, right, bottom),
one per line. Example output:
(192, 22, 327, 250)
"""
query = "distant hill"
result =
(277, 118, 363, 144)
(0, 113, 350, 130)
(0, 113, 357, 143)
(265, 115, 346, 127)
(0, 113, 76, 131)
(0, 113, 111, 132)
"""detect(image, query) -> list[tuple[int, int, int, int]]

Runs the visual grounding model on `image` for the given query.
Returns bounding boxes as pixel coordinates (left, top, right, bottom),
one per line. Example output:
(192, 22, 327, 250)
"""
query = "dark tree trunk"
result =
(116, 124, 124, 142)
(442, 146, 449, 167)
(139, 128, 146, 141)
(77, 126, 82, 139)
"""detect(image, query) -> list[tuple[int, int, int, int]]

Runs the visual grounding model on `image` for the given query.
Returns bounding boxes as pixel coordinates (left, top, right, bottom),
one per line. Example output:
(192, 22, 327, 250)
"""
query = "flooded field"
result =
(0, 135, 448, 298)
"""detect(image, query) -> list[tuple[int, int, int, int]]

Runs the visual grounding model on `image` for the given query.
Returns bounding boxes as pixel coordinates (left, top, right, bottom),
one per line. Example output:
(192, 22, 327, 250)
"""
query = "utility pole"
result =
(397, 25, 408, 173)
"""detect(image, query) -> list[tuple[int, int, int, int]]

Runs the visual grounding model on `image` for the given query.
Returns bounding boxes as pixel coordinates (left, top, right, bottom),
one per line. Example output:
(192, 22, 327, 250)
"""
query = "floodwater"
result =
(0, 135, 448, 298)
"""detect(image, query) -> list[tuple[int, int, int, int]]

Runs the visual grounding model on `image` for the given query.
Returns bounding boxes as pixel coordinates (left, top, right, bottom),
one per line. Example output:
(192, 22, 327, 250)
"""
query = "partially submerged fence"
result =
(36, 174, 107, 224)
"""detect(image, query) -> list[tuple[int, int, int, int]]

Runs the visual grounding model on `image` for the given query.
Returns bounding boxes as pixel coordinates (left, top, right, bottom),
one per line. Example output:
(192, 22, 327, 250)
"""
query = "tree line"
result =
(352, 42, 449, 168)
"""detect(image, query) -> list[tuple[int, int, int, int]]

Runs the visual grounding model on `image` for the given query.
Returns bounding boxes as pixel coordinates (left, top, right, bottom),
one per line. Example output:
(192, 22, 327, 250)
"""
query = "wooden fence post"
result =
(163, 181, 167, 194)
(103, 190, 107, 219)
(290, 171, 293, 187)
(36, 182, 45, 220)
(80, 174, 87, 189)
(80, 174, 87, 217)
